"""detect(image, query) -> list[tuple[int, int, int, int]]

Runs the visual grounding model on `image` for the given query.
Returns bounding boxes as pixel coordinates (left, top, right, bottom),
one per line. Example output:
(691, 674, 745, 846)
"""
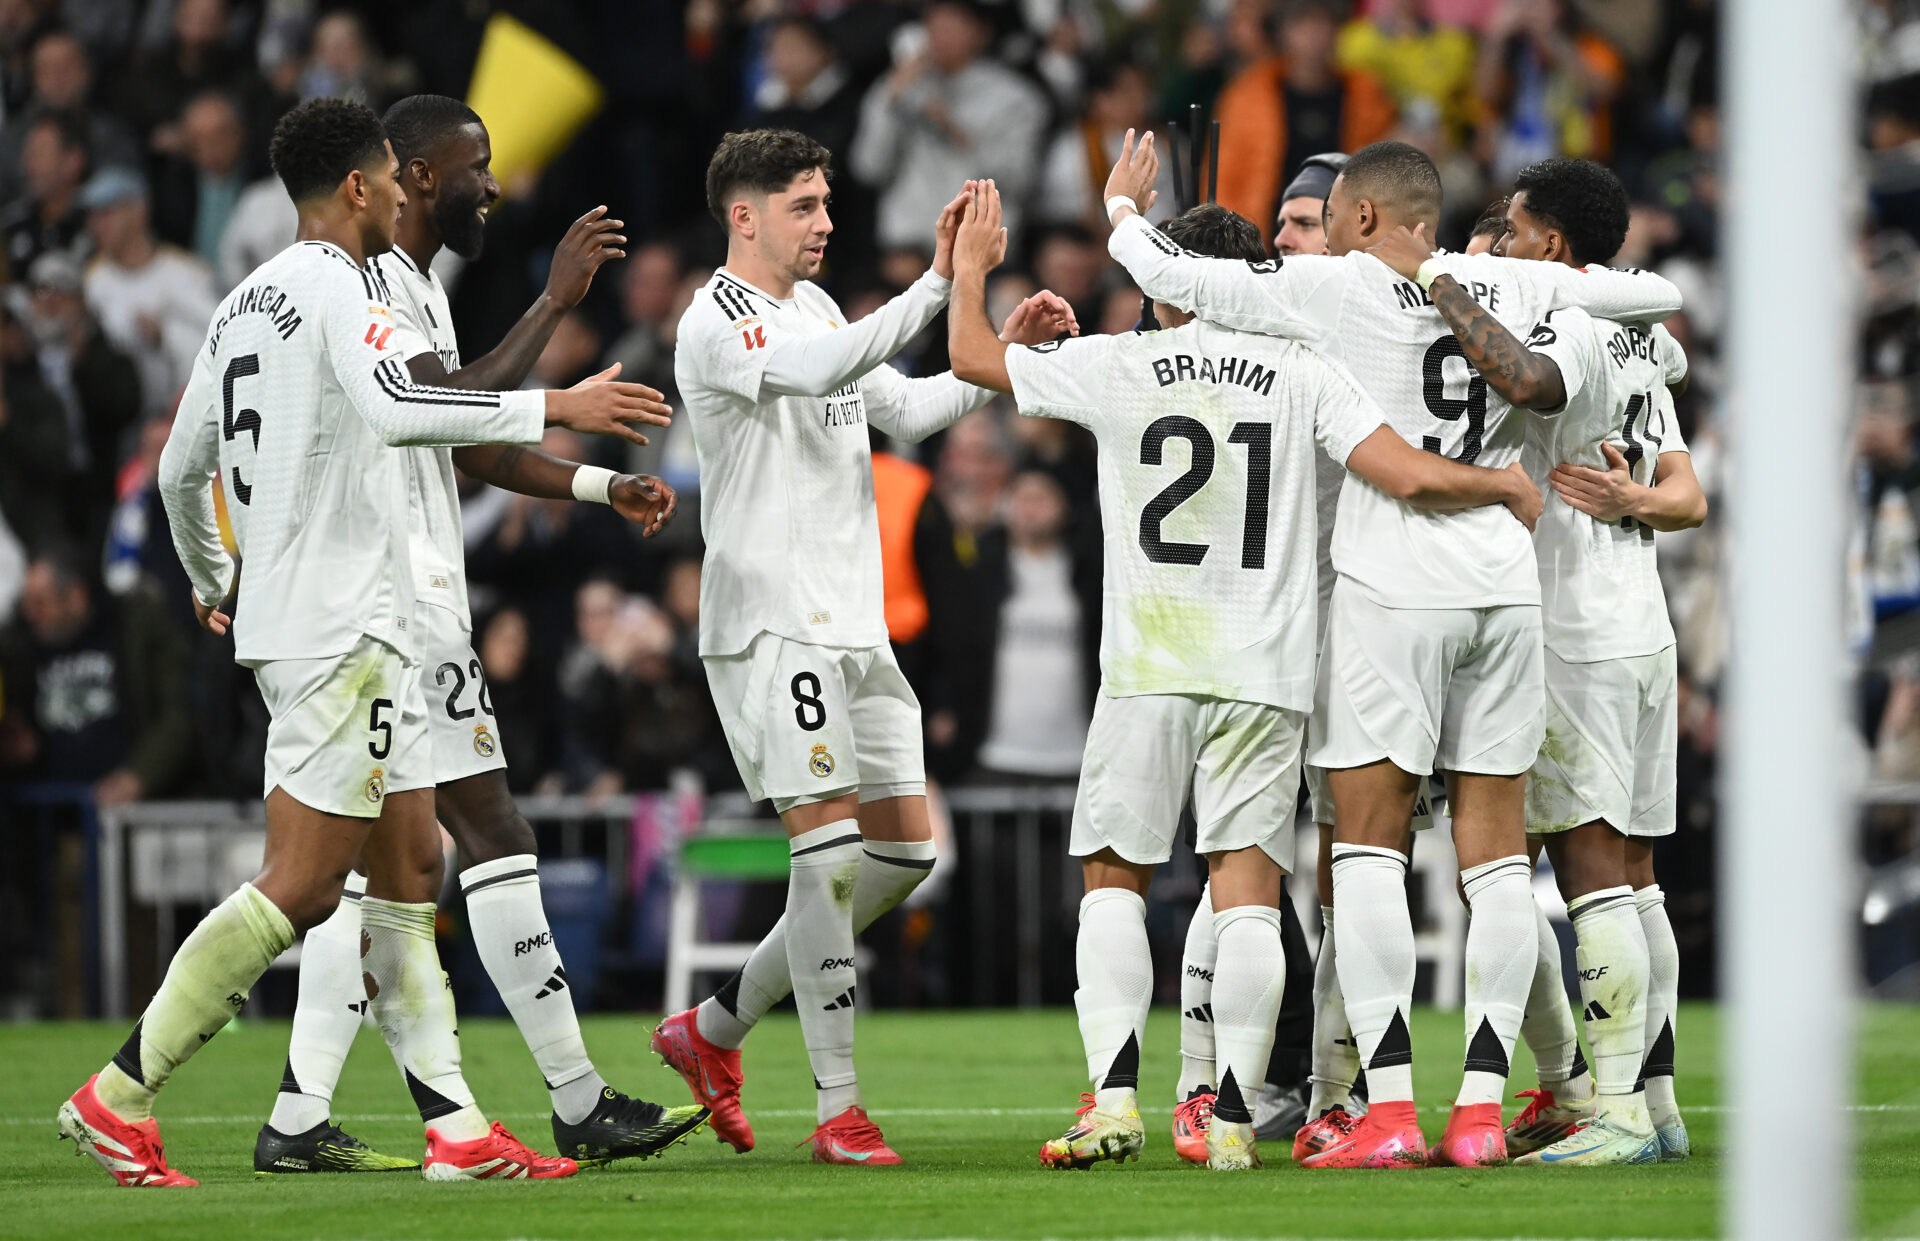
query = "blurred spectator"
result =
(1473, 0, 1623, 182)
(100, 413, 194, 616)
(297, 9, 408, 109)
(974, 468, 1097, 780)
(79, 166, 218, 417)
(152, 89, 252, 271)
(754, 16, 862, 158)
(1031, 225, 1106, 327)
(0, 31, 139, 204)
(1215, 0, 1397, 245)
(12, 250, 140, 550)
(916, 408, 1013, 776)
(604, 241, 684, 391)
(0, 301, 72, 554)
(1870, 72, 1920, 245)
(1034, 58, 1176, 231)
(850, 0, 1048, 253)
(476, 606, 557, 794)
(0, 546, 192, 803)
(1336, 0, 1478, 144)
(3, 109, 91, 277)
(0, 0, 54, 118)
(113, 0, 274, 152)
(215, 166, 296, 291)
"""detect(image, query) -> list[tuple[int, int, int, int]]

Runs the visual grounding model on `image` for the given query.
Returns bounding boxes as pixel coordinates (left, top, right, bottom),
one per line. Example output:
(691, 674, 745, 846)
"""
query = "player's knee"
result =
(438, 773, 536, 865)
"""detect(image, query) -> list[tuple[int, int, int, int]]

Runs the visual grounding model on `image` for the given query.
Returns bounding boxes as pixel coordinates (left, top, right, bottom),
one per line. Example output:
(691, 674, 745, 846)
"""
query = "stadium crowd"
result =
(3, 0, 1890, 1013)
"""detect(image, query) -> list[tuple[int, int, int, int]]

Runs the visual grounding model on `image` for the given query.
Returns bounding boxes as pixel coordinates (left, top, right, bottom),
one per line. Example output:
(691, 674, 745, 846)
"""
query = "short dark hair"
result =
(1511, 157, 1629, 266)
(1340, 140, 1442, 228)
(29, 108, 90, 157)
(269, 97, 389, 204)
(382, 94, 484, 168)
(1471, 197, 1511, 240)
(705, 129, 832, 225)
(1162, 202, 1267, 263)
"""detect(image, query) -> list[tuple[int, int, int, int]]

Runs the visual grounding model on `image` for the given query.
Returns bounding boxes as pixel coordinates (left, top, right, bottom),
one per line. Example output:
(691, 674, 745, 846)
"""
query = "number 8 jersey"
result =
(158, 240, 547, 665)
(1107, 215, 1682, 611)
(1005, 322, 1383, 711)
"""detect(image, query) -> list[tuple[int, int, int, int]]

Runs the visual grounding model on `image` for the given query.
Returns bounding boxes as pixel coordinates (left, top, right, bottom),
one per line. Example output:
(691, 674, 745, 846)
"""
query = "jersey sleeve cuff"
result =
(503, 389, 548, 443)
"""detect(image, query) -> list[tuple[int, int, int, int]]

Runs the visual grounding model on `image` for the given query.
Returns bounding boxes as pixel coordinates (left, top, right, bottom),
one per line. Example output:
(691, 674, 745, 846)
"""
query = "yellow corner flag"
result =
(466, 13, 605, 191)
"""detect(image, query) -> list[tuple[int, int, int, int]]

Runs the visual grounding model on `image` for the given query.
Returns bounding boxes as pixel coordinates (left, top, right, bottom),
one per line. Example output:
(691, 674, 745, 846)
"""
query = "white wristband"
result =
(570, 464, 615, 504)
(1414, 257, 1447, 292)
(1105, 195, 1139, 223)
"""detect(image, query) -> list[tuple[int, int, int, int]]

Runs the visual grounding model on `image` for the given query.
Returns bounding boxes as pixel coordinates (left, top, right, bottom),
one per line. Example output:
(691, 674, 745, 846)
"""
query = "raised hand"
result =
(954, 180, 1007, 278)
(546, 206, 627, 308)
(547, 362, 673, 446)
(1366, 223, 1435, 281)
(932, 180, 979, 281)
(999, 288, 1080, 345)
(1103, 128, 1159, 221)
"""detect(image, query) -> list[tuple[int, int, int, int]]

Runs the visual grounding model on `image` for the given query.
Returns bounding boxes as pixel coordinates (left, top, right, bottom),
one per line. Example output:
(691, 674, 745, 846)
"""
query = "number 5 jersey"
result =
(157, 240, 546, 666)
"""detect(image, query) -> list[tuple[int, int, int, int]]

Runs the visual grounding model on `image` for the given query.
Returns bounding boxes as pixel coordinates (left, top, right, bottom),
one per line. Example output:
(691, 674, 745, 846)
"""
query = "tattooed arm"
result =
(1427, 273, 1567, 411)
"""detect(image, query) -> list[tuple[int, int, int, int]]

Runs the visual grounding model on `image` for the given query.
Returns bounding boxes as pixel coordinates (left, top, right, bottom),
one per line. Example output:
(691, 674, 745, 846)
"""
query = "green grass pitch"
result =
(3, 1004, 1917, 1239)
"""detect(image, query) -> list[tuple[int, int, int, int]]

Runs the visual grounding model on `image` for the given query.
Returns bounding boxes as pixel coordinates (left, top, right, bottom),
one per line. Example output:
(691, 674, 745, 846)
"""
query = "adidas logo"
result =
(1183, 1003, 1214, 1023)
(823, 986, 857, 1011)
(1583, 999, 1611, 1021)
(534, 966, 569, 999)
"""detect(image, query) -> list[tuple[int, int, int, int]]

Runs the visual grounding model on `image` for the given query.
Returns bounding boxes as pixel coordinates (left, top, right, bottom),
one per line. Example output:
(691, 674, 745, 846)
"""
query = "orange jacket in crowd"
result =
(871, 449, 933, 645)
(1213, 56, 1398, 245)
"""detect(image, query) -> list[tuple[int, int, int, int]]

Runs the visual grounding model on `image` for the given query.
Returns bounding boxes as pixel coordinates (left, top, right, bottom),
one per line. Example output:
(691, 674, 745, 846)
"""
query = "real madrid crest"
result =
(809, 743, 835, 778)
(473, 724, 496, 758)
(365, 766, 385, 803)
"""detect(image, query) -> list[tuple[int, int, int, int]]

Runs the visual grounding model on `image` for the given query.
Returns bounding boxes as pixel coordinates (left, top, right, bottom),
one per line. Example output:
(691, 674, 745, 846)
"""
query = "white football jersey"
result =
(369, 248, 470, 627)
(1523, 306, 1690, 662)
(1108, 215, 1682, 611)
(158, 240, 544, 664)
(1006, 320, 1382, 711)
(676, 268, 975, 658)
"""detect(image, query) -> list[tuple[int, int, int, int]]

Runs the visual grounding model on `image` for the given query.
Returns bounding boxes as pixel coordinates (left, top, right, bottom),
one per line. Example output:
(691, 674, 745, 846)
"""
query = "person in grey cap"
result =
(1277, 151, 1348, 257)
(80, 165, 219, 417)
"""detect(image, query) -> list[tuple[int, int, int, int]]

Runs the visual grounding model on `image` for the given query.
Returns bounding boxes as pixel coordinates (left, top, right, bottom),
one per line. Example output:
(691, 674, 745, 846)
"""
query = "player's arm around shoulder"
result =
(1346, 426, 1543, 529)
(1368, 225, 1574, 412)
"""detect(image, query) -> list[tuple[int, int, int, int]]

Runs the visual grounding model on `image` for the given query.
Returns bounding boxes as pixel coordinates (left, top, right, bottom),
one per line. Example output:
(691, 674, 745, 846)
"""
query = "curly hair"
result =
(269, 97, 389, 204)
(382, 94, 482, 168)
(1163, 203, 1267, 263)
(1512, 158, 1629, 267)
(705, 129, 832, 225)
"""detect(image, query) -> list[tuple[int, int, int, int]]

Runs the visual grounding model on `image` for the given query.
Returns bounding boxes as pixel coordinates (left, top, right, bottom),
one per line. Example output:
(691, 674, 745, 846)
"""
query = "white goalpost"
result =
(1724, 0, 1856, 1236)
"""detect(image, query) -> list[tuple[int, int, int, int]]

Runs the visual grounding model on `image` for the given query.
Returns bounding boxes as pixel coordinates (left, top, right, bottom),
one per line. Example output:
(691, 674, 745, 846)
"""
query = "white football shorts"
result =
(1072, 692, 1305, 869)
(1310, 576, 1545, 778)
(415, 601, 508, 786)
(705, 632, 925, 809)
(254, 633, 427, 818)
(1527, 645, 1678, 838)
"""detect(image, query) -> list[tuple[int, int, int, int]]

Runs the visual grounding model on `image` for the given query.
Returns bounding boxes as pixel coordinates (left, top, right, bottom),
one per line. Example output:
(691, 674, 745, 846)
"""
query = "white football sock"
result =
(270, 872, 367, 1134)
(1074, 887, 1151, 1115)
(1636, 883, 1681, 1125)
(97, 882, 295, 1122)
(458, 855, 606, 1125)
(1330, 845, 1416, 1105)
(783, 822, 864, 1123)
(361, 896, 487, 1141)
(1307, 905, 1360, 1116)
(1209, 905, 1285, 1127)
(1520, 897, 1592, 1100)
(1567, 885, 1650, 1128)
(697, 838, 935, 1051)
(1457, 855, 1536, 1108)
(1177, 884, 1217, 1099)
